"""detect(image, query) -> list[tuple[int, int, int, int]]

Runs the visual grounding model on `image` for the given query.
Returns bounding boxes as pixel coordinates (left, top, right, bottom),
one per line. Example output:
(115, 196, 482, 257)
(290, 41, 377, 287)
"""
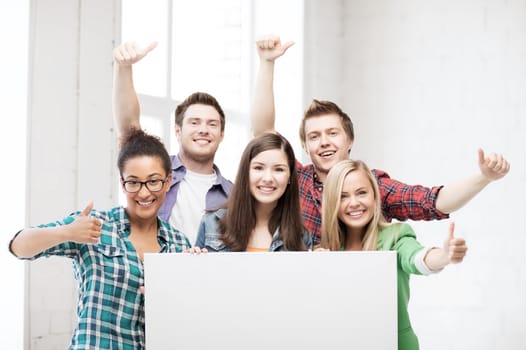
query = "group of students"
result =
(9, 36, 510, 349)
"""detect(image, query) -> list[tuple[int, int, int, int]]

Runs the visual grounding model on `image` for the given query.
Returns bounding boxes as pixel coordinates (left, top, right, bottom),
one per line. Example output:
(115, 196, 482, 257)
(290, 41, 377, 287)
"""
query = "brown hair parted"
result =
(117, 128, 172, 178)
(299, 99, 355, 149)
(174, 92, 226, 131)
(220, 132, 307, 251)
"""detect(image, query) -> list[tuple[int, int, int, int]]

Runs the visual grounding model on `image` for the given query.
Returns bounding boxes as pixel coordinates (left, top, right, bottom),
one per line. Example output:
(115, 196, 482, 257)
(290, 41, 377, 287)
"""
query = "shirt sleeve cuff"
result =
(415, 247, 443, 275)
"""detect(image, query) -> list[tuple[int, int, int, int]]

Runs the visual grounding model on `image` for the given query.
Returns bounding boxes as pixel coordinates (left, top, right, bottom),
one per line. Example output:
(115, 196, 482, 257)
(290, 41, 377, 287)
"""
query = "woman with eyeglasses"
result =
(9, 128, 190, 350)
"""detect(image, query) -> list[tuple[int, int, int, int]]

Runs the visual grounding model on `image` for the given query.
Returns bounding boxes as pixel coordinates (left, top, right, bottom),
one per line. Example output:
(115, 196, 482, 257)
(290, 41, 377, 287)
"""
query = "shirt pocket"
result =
(96, 245, 127, 282)
(205, 232, 226, 252)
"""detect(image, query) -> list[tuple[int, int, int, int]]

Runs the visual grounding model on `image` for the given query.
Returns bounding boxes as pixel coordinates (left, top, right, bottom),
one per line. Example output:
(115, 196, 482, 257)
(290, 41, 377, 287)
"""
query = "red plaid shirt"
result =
(297, 161, 449, 245)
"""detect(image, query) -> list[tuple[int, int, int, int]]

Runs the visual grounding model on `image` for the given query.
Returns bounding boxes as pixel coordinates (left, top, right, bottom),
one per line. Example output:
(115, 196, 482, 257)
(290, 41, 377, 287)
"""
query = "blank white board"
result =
(144, 251, 397, 350)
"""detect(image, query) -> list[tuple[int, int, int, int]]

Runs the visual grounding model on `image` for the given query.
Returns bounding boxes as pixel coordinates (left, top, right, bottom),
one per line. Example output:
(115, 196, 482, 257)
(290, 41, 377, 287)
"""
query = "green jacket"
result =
(377, 223, 427, 350)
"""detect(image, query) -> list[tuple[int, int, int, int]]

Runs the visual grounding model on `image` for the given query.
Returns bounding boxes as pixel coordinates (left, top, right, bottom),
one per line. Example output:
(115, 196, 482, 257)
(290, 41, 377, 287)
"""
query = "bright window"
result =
(121, 0, 304, 183)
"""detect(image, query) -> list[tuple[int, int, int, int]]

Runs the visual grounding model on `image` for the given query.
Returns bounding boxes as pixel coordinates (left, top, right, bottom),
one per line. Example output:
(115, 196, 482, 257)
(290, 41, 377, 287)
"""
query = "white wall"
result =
(16, 0, 526, 349)
(0, 2, 29, 349)
(24, 0, 118, 348)
(305, 0, 526, 349)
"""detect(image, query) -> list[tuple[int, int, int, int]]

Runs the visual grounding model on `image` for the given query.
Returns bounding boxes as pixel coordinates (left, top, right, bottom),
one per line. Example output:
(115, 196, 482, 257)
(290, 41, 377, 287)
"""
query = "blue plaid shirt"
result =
(13, 206, 190, 349)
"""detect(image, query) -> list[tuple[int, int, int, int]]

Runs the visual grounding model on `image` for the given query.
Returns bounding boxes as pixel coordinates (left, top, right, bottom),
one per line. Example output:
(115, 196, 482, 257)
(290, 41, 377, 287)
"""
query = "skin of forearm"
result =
(250, 60, 276, 136)
(435, 173, 491, 214)
(11, 226, 70, 259)
(424, 247, 450, 271)
(112, 64, 141, 136)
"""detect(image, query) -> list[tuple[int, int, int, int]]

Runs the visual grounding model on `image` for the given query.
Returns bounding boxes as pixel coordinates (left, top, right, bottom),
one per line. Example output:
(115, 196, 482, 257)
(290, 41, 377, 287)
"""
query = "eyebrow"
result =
(186, 116, 220, 122)
(252, 161, 288, 167)
(341, 185, 367, 192)
(123, 173, 164, 180)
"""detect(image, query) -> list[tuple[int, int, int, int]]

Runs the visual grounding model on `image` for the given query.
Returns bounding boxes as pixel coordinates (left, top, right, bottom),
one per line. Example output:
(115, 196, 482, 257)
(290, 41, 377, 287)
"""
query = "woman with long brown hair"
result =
(195, 132, 311, 252)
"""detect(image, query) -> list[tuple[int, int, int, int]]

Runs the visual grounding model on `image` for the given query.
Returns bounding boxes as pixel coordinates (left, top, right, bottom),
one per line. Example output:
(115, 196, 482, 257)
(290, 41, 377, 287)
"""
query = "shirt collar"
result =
(312, 168, 324, 192)
(111, 206, 169, 245)
(171, 154, 232, 191)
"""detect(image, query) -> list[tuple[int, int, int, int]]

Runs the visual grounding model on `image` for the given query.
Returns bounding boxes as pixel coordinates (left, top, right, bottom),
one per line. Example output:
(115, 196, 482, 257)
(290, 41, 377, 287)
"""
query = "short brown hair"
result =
(299, 99, 354, 149)
(174, 92, 225, 131)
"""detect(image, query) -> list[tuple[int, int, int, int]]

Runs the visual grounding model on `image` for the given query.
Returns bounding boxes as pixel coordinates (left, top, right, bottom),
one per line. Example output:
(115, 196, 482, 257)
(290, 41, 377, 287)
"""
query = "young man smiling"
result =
(251, 35, 511, 245)
(113, 42, 233, 245)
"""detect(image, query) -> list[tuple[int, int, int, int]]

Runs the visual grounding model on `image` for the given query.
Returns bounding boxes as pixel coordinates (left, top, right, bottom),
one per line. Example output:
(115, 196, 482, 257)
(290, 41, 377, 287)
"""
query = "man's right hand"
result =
(255, 35, 294, 62)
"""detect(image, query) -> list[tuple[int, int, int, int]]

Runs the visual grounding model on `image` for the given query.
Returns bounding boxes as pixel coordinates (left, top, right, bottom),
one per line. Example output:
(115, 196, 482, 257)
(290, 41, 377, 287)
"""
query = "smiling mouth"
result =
(319, 151, 335, 158)
(137, 200, 154, 207)
(257, 186, 276, 194)
(194, 138, 211, 144)
(347, 210, 364, 218)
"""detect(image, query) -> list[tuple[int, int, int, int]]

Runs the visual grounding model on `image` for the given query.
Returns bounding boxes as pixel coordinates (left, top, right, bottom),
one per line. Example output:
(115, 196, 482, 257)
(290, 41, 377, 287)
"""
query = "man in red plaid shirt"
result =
(251, 35, 510, 246)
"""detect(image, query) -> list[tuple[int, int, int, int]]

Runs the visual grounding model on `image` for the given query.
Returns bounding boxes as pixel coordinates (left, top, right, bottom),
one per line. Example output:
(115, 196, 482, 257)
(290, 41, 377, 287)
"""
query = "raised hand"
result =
(68, 202, 103, 244)
(478, 148, 510, 181)
(443, 222, 468, 264)
(113, 41, 158, 66)
(255, 35, 294, 62)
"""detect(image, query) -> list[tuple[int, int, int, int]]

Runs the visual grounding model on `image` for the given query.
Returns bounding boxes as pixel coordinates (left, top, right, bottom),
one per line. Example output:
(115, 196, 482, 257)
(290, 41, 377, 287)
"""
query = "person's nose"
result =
(197, 121, 209, 134)
(347, 195, 359, 208)
(261, 168, 273, 182)
(138, 183, 152, 196)
(319, 133, 329, 146)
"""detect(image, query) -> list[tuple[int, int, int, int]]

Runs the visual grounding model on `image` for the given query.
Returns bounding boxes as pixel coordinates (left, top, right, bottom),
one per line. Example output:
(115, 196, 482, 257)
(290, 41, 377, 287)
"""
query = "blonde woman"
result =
(321, 159, 468, 350)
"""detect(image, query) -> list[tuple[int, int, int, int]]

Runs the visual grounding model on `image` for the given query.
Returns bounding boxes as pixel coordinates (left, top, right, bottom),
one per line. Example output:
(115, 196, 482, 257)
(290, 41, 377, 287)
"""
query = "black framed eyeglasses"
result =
(121, 177, 170, 193)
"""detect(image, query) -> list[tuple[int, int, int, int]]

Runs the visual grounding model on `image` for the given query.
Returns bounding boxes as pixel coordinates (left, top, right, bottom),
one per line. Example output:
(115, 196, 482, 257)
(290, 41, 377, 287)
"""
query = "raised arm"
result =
(112, 41, 157, 136)
(251, 35, 294, 136)
(9, 203, 102, 258)
(435, 149, 510, 213)
(424, 222, 467, 271)
(376, 149, 510, 221)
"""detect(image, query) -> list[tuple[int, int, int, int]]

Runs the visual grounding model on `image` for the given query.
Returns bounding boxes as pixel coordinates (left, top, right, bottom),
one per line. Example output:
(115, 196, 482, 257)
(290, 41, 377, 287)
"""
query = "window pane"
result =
(122, 0, 169, 97)
(214, 118, 250, 181)
(171, 0, 245, 111)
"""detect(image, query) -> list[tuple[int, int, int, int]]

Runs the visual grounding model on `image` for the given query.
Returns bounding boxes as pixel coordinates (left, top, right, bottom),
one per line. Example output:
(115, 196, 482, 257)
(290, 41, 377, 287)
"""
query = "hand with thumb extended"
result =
(255, 35, 295, 62)
(67, 202, 103, 244)
(113, 41, 158, 66)
(478, 148, 510, 181)
(443, 222, 468, 264)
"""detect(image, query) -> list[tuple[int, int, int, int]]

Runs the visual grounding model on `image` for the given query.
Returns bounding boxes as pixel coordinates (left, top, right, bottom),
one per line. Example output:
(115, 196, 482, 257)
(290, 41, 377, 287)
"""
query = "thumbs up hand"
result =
(113, 41, 158, 66)
(255, 35, 295, 62)
(478, 148, 510, 181)
(67, 202, 103, 244)
(443, 222, 468, 264)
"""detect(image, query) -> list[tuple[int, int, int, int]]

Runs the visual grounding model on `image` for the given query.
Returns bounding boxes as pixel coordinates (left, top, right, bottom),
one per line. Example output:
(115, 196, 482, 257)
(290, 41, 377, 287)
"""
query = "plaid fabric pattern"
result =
(24, 206, 190, 349)
(296, 162, 449, 245)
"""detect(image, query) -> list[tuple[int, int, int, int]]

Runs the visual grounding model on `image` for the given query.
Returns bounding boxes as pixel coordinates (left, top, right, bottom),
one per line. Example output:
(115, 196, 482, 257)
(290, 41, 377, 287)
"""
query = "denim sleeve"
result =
(195, 219, 206, 248)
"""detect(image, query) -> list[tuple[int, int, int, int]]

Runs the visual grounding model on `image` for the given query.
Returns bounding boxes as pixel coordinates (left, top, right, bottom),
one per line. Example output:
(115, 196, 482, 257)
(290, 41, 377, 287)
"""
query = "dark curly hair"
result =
(117, 128, 171, 177)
